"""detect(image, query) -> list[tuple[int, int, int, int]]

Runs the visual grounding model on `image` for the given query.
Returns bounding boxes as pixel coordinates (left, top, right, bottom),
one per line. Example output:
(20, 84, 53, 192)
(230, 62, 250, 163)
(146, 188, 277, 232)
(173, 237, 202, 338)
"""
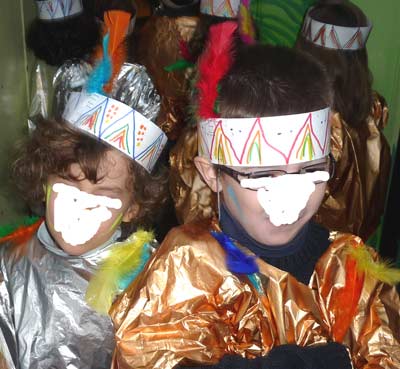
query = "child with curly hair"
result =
(0, 64, 168, 369)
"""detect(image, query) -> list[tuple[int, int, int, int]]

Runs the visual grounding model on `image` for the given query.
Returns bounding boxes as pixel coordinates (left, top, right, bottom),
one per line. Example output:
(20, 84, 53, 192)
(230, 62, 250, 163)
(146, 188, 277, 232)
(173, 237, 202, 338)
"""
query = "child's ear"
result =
(122, 203, 140, 223)
(194, 156, 221, 193)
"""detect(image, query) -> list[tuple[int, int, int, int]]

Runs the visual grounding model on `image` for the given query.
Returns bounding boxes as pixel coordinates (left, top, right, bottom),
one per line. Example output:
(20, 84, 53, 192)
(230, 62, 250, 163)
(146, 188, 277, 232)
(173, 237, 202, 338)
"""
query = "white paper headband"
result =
(200, 0, 240, 18)
(198, 108, 330, 167)
(302, 11, 372, 50)
(63, 92, 167, 173)
(36, 0, 83, 21)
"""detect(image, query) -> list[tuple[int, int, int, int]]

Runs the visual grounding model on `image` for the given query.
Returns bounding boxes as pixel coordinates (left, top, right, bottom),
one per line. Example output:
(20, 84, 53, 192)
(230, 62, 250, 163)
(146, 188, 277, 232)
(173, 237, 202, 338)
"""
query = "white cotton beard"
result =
(52, 183, 123, 246)
(240, 171, 329, 227)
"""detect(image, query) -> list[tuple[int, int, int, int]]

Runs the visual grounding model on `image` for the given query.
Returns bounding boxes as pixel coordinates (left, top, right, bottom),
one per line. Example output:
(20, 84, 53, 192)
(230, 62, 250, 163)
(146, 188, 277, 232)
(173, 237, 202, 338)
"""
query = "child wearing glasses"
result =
(110, 22, 400, 369)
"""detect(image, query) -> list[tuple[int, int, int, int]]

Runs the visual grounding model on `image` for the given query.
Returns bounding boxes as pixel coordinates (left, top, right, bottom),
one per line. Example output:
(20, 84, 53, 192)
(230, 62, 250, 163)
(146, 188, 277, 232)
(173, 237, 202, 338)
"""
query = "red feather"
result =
(196, 21, 238, 119)
(179, 40, 195, 63)
(331, 240, 365, 342)
(0, 218, 43, 246)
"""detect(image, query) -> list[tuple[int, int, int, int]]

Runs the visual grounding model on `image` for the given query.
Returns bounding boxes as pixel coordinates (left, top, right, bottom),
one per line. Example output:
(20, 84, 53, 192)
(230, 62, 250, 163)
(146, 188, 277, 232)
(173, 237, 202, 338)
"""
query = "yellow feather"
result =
(346, 245, 400, 285)
(85, 229, 154, 314)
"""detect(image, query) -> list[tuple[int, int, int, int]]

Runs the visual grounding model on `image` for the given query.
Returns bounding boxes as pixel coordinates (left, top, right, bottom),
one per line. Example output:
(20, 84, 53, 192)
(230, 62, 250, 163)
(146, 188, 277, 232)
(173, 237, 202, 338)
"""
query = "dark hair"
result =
(11, 118, 168, 235)
(296, 2, 372, 127)
(217, 43, 333, 118)
(26, 13, 102, 66)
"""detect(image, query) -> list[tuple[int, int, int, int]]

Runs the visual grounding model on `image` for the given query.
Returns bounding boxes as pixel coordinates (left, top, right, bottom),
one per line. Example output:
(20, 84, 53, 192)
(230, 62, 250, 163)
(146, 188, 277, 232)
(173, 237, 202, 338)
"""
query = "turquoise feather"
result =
(87, 33, 112, 94)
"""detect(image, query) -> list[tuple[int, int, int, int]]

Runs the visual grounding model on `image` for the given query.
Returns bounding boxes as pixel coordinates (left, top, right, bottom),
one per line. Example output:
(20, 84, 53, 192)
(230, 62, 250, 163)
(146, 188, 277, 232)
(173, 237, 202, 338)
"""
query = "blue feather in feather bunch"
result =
(211, 231, 259, 274)
(86, 33, 112, 94)
(117, 243, 152, 291)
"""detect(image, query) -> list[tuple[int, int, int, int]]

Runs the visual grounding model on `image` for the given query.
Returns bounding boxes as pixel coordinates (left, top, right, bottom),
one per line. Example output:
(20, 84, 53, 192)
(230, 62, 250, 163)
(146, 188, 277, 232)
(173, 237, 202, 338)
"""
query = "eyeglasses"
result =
(217, 153, 336, 185)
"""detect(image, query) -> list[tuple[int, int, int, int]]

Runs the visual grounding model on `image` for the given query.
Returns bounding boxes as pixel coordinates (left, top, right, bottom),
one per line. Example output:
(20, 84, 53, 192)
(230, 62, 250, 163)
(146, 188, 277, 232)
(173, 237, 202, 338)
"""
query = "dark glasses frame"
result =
(216, 153, 336, 186)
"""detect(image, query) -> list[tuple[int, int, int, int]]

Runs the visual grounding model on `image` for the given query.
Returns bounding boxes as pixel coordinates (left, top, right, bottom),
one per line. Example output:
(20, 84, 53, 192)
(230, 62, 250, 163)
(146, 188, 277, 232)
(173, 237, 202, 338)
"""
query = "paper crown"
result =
(301, 10, 372, 50)
(36, 0, 83, 20)
(198, 108, 330, 167)
(63, 92, 167, 173)
(200, 0, 240, 18)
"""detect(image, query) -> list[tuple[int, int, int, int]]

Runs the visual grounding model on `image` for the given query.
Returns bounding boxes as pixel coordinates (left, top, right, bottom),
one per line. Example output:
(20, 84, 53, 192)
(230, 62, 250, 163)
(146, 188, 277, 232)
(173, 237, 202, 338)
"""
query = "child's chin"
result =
(56, 238, 97, 256)
(58, 242, 88, 256)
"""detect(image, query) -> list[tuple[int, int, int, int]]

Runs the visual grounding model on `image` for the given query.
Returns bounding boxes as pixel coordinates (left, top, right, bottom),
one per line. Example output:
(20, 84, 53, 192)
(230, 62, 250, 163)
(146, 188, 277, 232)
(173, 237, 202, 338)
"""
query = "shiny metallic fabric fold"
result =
(0, 224, 116, 369)
(110, 222, 400, 369)
(111, 63, 161, 122)
(315, 93, 391, 239)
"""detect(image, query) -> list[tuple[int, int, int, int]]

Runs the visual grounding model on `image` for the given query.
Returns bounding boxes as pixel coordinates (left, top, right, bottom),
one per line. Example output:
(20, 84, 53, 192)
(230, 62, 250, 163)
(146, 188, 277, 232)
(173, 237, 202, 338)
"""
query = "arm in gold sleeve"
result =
(312, 234, 400, 369)
(110, 224, 264, 369)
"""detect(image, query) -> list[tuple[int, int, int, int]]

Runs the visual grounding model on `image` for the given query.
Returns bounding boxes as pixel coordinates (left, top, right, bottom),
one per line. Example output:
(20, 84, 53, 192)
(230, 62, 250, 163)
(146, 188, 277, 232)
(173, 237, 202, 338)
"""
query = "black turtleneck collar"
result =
(219, 203, 331, 284)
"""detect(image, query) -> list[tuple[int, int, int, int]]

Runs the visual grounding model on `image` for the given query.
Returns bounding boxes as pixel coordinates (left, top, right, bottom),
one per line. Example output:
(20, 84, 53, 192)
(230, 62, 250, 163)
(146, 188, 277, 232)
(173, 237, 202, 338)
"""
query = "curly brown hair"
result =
(12, 117, 168, 235)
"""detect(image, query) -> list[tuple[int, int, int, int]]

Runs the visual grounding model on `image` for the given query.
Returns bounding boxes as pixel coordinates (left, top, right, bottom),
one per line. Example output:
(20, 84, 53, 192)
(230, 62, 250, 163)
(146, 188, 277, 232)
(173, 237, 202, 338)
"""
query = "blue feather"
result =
(211, 231, 259, 274)
(87, 33, 112, 94)
(117, 243, 151, 291)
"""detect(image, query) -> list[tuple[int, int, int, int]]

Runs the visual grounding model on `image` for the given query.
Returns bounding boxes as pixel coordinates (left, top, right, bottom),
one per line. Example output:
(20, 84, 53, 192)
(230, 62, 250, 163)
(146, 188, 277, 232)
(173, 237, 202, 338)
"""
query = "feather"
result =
(211, 231, 258, 274)
(164, 59, 195, 72)
(102, 10, 130, 93)
(87, 33, 112, 94)
(196, 21, 238, 119)
(238, 0, 256, 44)
(179, 40, 195, 63)
(85, 229, 154, 314)
(331, 255, 364, 342)
(0, 218, 43, 246)
(347, 243, 400, 285)
(331, 240, 400, 342)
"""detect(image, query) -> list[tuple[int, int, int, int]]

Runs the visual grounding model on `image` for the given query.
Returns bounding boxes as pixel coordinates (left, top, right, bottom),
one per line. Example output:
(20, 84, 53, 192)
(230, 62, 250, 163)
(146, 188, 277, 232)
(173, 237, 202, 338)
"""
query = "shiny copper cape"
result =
(315, 93, 391, 239)
(169, 94, 391, 240)
(110, 222, 400, 369)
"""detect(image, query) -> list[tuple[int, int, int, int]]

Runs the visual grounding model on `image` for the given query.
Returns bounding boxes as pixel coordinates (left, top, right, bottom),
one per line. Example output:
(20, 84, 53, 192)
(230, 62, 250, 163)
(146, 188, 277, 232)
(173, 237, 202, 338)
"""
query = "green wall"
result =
(0, 0, 35, 223)
(352, 1, 400, 249)
(353, 0, 400, 150)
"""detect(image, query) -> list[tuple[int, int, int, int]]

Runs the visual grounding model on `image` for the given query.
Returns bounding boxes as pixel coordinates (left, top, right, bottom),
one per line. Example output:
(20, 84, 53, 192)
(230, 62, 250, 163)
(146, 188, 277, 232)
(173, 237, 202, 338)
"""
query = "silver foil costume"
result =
(0, 222, 119, 369)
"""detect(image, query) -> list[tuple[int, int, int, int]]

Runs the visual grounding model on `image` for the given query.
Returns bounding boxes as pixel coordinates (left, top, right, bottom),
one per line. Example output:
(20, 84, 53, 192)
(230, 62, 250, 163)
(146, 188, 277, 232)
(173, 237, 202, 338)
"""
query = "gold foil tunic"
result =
(315, 93, 391, 239)
(169, 125, 217, 224)
(110, 222, 400, 369)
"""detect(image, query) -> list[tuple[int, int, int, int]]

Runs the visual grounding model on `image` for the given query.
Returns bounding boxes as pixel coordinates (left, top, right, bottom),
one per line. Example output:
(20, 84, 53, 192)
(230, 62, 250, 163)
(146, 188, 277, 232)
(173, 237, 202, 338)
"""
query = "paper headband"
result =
(302, 11, 372, 50)
(36, 0, 83, 20)
(200, 0, 240, 18)
(63, 92, 167, 173)
(198, 108, 330, 167)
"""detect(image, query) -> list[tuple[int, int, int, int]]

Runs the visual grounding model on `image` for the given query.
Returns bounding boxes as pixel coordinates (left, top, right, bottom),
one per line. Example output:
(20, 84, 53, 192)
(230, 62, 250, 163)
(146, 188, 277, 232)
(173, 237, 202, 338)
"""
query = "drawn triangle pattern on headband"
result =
(215, 0, 235, 17)
(343, 28, 364, 49)
(104, 124, 131, 154)
(302, 11, 372, 50)
(199, 108, 330, 167)
(135, 133, 166, 171)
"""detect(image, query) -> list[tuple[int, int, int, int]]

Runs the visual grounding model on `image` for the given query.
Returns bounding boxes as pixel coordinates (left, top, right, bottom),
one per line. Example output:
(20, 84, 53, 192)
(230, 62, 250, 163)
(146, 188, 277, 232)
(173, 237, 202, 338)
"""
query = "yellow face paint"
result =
(45, 184, 51, 204)
(110, 213, 123, 231)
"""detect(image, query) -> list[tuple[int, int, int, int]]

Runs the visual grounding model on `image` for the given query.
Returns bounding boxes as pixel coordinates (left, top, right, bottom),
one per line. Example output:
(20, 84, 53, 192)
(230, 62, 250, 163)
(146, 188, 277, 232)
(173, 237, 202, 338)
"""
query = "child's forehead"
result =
(67, 150, 131, 180)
